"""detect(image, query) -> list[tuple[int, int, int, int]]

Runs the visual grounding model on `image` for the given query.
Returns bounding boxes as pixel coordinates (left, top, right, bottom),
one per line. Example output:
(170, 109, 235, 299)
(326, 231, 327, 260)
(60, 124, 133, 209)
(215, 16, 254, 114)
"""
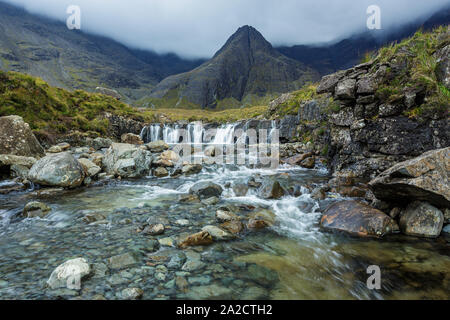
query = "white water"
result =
(141, 121, 278, 146)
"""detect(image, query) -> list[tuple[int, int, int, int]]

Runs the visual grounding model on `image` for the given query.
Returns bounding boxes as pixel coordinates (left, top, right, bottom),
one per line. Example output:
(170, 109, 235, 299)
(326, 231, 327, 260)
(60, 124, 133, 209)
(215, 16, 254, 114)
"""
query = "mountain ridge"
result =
(148, 25, 320, 109)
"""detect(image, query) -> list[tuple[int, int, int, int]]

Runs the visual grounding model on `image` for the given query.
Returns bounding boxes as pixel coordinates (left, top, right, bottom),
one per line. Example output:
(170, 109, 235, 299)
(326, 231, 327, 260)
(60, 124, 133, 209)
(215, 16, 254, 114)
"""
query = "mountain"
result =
(148, 26, 320, 109)
(278, 5, 450, 75)
(0, 1, 204, 103)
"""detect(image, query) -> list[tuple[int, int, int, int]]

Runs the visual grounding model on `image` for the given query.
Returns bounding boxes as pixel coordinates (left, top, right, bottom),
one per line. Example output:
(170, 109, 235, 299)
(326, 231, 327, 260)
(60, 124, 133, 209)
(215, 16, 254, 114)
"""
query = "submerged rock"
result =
(320, 200, 396, 238)
(232, 183, 249, 197)
(28, 152, 85, 188)
(178, 231, 213, 249)
(202, 225, 235, 241)
(108, 252, 141, 270)
(23, 201, 51, 218)
(47, 258, 91, 290)
(399, 201, 444, 238)
(121, 287, 143, 300)
(189, 181, 223, 199)
(369, 147, 450, 208)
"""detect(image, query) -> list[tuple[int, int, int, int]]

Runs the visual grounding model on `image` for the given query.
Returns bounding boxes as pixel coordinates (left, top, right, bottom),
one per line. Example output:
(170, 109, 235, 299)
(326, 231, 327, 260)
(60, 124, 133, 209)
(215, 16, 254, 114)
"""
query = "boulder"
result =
(155, 150, 180, 167)
(89, 137, 112, 150)
(0, 116, 45, 158)
(221, 220, 244, 234)
(146, 140, 169, 153)
(103, 143, 152, 178)
(189, 181, 223, 199)
(300, 156, 315, 169)
(154, 167, 169, 177)
(258, 180, 285, 199)
(77, 158, 101, 177)
(28, 152, 85, 188)
(316, 70, 345, 94)
(47, 258, 91, 290)
(282, 152, 313, 166)
(320, 200, 397, 238)
(182, 164, 202, 175)
(369, 148, 450, 208)
(0, 154, 37, 169)
(121, 133, 143, 145)
(178, 231, 213, 249)
(399, 201, 444, 238)
(23, 201, 51, 218)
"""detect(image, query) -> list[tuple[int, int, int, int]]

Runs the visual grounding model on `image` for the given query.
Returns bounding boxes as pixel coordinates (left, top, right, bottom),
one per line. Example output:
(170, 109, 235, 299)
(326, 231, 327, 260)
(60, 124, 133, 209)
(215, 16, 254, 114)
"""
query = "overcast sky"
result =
(4, 0, 449, 58)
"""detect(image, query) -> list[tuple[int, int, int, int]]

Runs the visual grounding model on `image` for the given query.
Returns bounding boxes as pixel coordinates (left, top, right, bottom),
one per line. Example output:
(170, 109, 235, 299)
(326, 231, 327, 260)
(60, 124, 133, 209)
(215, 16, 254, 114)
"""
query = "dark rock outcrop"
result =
(369, 147, 449, 208)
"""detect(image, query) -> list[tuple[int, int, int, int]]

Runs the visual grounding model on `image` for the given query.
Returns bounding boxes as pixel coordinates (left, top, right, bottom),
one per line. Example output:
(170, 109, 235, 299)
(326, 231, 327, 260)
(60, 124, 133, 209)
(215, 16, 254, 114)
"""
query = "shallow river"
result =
(0, 163, 449, 300)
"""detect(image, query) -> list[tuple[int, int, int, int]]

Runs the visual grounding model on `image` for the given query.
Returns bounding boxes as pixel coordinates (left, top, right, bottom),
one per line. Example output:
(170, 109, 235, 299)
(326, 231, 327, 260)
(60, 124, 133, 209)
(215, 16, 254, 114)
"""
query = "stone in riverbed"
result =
(77, 158, 101, 177)
(0, 115, 45, 158)
(201, 196, 220, 206)
(108, 252, 141, 270)
(23, 201, 51, 218)
(202, 225, 235, 241)
(369, 147, 450, 208)
(121, 287, 143, 300)
(399, 201, 444, 238)
(185, 284, 233, 300)
(145, 140, 169, 153)
(216, 210, 239, 222)
(182, 164, 202, 175)
(189, 181, 223, 199)
(300, 156, 315, 169)
(154, 167, 169, 177)
(28, 152, 85, 188)
(47, 258, 91, 290)
(221, 220, 244, 234)
(282, 152, 313, 166)
(178, 231, 213, 249)
(258, 180, 285, 199)
(182, 260, 206, 272)
(143, 223, 165, 236)
(320, 200, 397, 238)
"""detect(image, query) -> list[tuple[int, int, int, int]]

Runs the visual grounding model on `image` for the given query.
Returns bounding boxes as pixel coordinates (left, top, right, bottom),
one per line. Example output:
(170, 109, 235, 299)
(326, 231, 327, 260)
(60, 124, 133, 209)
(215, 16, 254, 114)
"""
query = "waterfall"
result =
(140, 121, 278, 145)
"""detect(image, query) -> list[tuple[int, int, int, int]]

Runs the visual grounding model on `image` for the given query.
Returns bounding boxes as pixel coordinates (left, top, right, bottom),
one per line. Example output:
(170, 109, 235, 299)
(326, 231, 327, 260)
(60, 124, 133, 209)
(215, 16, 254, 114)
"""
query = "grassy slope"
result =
(0, 70, 268, 138)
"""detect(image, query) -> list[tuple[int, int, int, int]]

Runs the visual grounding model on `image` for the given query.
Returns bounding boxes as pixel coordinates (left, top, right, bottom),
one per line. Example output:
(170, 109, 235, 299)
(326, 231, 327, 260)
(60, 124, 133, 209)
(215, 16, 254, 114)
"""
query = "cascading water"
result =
(141, 121, 278, 145)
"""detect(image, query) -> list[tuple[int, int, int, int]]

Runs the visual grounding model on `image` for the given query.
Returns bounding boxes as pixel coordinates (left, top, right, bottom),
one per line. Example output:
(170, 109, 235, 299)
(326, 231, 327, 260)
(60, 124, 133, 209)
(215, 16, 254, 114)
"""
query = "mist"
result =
(3, 0, 449, 58)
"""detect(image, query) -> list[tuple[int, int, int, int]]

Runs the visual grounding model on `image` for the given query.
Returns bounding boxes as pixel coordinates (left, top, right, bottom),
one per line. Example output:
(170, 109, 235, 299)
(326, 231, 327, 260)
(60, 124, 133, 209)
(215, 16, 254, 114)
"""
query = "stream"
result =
(0, 127, 449, 300)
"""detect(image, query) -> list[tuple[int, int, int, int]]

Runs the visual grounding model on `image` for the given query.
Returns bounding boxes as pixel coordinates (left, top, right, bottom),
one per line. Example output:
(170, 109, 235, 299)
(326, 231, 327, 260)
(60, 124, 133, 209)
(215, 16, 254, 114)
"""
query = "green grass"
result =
(371, 26, 450, 119)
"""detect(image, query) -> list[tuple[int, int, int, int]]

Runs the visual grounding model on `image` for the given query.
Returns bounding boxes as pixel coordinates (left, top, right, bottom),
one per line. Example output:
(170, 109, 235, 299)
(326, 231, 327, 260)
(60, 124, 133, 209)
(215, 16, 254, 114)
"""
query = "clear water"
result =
(0, 164, 448, 300)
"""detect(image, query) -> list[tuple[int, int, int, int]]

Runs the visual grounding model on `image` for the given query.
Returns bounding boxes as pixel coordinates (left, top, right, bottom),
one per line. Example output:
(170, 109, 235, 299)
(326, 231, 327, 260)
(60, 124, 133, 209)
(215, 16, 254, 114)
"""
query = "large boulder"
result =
(103, 143, 152, 178)
(189, 181, 223, 199)
(145, 140, 169, 153)
(399, 201, 444, 238)
(0, 116, 45, 158)
(369, 148, 450, 208)
(121, 133, 143, 145)
(28, 152, 85, 188)
(320, 200, 397, 238)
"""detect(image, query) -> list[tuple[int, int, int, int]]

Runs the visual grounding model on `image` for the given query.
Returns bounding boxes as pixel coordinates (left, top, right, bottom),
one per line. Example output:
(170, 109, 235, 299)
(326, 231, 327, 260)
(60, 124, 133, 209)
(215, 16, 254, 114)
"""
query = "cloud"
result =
(3, 0, 449, 58)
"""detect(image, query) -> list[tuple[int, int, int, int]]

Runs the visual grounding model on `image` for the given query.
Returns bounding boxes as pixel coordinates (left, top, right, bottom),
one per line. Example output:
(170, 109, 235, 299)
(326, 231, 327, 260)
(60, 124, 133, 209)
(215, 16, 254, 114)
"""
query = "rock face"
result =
(435, 44, 450, 90)
(321, 200, 396, 238)
(150, 26, 319, 109)
(0, 116, 45, 158)
(189, 182, 223, 199)
(103, 143, 152, 178)
(47, 258, 91, 290)
(28, 152, 85, 188)
(369, 148, 450, 208)
(399, 201, 444, 238)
